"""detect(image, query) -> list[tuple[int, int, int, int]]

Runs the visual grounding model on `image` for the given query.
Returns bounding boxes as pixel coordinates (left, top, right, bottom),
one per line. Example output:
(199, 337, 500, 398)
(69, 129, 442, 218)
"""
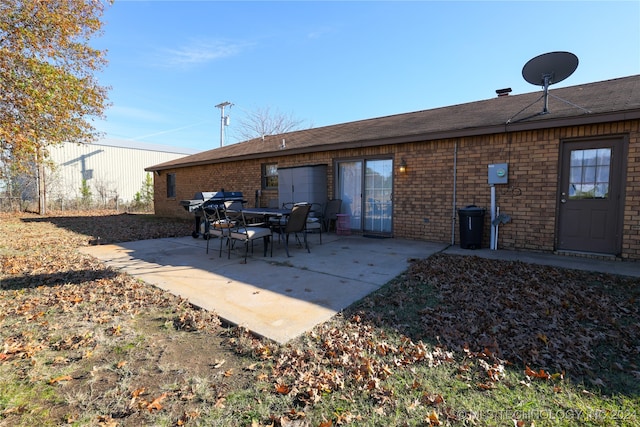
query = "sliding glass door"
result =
(337, 161, 362, 230)
(364, 159, 393, 234)
(337, 158, 393, 234)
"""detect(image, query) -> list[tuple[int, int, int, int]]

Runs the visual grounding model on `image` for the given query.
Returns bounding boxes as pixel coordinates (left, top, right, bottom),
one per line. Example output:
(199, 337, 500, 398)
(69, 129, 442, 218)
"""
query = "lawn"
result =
(1, 211, 638, 426)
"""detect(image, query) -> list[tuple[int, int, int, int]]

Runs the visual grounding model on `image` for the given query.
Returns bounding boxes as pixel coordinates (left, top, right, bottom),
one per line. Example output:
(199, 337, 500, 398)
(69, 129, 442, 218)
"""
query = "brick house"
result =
(146, 75, 640, 261)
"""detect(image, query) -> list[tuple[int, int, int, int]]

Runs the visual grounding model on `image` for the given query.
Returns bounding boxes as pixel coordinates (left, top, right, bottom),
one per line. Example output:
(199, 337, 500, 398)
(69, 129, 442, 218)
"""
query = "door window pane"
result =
(583, 166, 596, 183)
(596, 165, 610, 182)
(583, 149, 598, 166)
(568, 148, 611, 199)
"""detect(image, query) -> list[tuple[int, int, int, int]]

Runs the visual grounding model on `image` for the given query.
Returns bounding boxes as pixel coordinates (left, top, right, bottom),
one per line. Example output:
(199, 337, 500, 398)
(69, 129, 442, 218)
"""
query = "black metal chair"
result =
(202, 205, 235, 257)
(305, 202, 323, 244)
(322, 199, 342, 232)
(271, 203, 311, 257)
(225, 201, 272, 263)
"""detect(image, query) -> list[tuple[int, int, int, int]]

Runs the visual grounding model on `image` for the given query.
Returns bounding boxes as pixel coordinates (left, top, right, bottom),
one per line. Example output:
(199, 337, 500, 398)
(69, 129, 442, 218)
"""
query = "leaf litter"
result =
(1, 211, 639, 426)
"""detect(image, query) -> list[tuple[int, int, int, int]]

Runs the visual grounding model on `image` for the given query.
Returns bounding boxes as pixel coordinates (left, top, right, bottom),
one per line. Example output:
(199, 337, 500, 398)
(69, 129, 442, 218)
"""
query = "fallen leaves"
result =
(49, 374, 73, 384)
(96, 415, 118, 427)
(129, 387, 169, 413)
(2, 333, 46, 360)
(427, 409, 441, 425)
(176, 410, 200, 425)
(0, 213, 225, 425)
(1, 212, 639, 426)
(147, 392, 168, 412)
(275, 383, 291, 395)
(0, 214, 220, 377)
(421, 392, 444, 406)
(173, 308, 221, 331)
(400, 254, 640, 384)
(525, 365, 552, 380)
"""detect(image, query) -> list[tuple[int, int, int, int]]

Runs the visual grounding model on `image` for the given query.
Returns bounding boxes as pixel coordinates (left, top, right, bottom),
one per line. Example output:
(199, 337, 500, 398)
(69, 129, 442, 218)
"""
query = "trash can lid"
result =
(458, 205, 485, 215)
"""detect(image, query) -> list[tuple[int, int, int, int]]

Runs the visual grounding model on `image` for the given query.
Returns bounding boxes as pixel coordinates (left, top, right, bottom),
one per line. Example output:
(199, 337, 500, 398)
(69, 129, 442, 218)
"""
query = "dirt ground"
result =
(0, 211, 269, 426)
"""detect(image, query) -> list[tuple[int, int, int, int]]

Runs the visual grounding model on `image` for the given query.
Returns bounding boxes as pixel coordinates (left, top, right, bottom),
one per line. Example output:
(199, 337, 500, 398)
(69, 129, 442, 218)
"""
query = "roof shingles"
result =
(147, 75, 640, 171)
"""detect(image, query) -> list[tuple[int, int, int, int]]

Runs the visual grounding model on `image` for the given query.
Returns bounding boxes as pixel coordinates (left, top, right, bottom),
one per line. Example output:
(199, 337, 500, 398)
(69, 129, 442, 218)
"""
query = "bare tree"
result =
(93, 174, 117, 208)
(231, 106, 312, 142)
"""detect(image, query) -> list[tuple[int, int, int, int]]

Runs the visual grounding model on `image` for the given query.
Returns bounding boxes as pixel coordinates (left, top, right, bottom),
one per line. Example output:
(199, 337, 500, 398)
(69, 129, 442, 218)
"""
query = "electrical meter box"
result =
(488, 163, 508, 185)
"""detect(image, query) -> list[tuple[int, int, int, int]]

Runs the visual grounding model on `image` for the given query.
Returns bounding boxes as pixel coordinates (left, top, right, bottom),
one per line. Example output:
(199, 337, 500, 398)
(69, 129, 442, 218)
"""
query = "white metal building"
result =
(47, 139, 197, 204)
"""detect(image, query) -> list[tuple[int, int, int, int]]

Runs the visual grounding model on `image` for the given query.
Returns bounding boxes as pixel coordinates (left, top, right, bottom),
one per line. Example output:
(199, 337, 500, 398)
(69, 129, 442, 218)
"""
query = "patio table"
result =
(223, 207, 293, 231)
(238, 207, 292, 217)
(226, 207, 291, 223)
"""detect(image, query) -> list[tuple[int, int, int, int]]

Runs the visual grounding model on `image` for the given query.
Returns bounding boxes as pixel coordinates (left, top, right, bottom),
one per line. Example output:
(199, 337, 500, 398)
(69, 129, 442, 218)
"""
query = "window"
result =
(262, 163, 278, 189)
(167, 173, 176, 198)
(568, 148, 611, 199)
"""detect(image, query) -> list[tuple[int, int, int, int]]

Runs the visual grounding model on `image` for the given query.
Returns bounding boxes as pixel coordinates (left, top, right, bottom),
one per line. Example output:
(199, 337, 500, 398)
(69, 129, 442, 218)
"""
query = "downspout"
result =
(490, 184, 496, 250)
(451, 140, 458, 245)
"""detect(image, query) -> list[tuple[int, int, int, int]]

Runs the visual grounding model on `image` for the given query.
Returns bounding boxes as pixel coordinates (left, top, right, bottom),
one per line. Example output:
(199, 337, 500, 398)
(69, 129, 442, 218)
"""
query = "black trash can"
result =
(458, 205, 485, 249)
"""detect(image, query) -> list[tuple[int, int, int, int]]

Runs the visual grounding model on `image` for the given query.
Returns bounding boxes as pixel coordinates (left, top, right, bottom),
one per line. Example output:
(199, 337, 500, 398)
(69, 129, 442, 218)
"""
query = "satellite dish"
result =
(522, 51, 579, 114)
(507, 51, 588, 124)
(522, 51, 578, 86)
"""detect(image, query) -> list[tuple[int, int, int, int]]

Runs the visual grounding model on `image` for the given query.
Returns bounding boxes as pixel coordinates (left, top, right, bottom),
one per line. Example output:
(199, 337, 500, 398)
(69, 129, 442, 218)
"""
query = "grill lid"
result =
(180, 191, 245, 212)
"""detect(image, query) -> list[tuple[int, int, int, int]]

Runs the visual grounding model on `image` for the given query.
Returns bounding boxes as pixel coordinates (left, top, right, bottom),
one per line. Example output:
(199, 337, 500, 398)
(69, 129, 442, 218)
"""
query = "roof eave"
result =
(146, 108, 640, 172)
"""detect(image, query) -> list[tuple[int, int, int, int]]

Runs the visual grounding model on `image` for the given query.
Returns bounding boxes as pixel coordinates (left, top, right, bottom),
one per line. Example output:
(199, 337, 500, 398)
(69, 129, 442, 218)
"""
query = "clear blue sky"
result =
(93, 1, 640, 152)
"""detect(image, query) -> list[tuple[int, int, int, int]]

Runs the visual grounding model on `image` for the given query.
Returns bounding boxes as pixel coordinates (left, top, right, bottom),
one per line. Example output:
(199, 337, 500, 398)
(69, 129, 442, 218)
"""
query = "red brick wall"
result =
(153, 119, 639, 260)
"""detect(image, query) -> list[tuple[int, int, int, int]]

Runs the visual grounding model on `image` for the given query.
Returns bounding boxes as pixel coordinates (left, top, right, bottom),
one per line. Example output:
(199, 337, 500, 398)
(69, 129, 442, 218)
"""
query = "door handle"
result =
(560, 198, 567, 204)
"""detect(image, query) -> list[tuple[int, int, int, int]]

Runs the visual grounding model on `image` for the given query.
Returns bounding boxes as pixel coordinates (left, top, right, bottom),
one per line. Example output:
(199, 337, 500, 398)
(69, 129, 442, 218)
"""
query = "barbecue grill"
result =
(180, 191, 244, 238)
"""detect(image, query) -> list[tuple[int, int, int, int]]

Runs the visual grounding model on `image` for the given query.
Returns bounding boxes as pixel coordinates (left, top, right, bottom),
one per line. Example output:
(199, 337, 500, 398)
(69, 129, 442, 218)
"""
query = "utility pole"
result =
(215, 101, 233, 147)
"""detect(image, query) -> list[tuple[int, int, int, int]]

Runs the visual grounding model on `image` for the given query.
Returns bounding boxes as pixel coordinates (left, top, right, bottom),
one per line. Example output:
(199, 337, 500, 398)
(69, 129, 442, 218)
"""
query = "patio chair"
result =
(322, 199, 342, 232)
(268, 201, 292, 237)
(203, 205, 235, 257)
(226, 201, 272, 263)
(305, 202, 323, 244)
(271, 203, 311, 257)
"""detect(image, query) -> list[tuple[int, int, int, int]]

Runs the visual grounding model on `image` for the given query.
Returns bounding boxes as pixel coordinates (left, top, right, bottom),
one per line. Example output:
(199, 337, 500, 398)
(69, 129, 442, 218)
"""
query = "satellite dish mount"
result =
(539, 72, 554, 114)
(507, 51, 589, 123)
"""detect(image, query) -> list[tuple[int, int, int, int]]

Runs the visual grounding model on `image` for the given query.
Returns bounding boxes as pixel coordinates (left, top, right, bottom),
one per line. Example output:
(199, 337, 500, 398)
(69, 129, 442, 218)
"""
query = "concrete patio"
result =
(80, 232, 638, 344)
(81, 233, 447, 343)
